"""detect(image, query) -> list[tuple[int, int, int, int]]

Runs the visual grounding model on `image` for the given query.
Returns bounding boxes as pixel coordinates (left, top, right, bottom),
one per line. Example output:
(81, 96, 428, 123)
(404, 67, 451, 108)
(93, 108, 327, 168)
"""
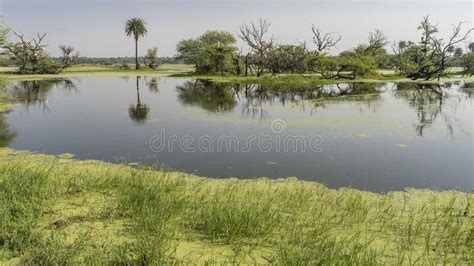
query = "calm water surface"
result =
(1, 77, 472, 192)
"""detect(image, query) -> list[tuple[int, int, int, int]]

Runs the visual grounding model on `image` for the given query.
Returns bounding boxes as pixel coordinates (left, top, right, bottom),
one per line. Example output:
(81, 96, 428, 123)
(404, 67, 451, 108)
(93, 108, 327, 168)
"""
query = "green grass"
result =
(170, 72, 474, 86)
(2, 64, 473, 84)
(0, 64, 194, 81)
(0, 149, 472, 264)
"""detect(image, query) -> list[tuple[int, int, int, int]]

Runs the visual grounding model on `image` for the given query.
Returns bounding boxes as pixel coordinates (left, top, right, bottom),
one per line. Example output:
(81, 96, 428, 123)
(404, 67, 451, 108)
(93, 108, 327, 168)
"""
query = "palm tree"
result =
(125, 18, 148, 70)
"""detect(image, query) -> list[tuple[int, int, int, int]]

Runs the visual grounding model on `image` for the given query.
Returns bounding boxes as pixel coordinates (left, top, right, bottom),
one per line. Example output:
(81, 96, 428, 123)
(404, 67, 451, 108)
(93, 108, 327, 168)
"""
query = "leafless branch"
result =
(311, 26, 341, 53)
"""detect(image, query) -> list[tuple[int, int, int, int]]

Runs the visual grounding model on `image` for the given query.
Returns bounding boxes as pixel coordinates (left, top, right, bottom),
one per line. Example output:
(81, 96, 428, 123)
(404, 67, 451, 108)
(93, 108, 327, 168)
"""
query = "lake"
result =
(1, 77, 472, 192)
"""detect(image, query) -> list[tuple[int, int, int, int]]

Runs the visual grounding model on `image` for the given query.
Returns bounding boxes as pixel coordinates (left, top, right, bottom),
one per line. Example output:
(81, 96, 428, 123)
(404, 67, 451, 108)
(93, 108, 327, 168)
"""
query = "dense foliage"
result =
(177, 31, 237, 74)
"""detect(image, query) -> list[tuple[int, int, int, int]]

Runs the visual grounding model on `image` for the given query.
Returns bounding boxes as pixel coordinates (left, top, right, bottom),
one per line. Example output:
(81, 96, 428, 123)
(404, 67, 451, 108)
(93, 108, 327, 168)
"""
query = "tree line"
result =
(1, 16, 472, 80)
(0, 17, 163, 73)
(177, 17, 473, 80)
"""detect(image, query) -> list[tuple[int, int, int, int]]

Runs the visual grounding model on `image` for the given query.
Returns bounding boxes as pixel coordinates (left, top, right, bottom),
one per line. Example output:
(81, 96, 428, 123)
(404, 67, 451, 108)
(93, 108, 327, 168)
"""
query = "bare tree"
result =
(238, 18, 275, 76)
(430, 21, 473, 80)
(3, 32, 47, 73)
(4, 32, 77, 74)
(311, 26, 341, 54)
(58, 45, 78, 69)
(365, 29, 388, 55)
(407, 16, 473, 80)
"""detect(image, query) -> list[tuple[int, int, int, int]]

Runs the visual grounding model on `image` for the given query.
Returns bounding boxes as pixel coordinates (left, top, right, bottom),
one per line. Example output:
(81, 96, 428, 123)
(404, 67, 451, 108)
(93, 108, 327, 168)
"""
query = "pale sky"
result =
(0, 0, 472, 57)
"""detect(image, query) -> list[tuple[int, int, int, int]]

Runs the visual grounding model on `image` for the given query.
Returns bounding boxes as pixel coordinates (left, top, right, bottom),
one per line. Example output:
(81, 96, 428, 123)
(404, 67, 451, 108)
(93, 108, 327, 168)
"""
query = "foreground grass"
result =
(0, 149, 472, 264)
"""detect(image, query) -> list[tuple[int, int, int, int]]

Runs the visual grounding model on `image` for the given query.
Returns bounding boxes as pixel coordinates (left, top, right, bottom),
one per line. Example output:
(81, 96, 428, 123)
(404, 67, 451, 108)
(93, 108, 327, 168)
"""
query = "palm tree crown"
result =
(125, 18, 148, 41)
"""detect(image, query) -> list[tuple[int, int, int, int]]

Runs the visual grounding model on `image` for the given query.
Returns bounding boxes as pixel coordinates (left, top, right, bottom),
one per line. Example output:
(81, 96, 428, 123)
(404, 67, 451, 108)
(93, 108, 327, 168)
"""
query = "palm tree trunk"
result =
(136, 76, 140, 104)
(135, 38, 139, 70)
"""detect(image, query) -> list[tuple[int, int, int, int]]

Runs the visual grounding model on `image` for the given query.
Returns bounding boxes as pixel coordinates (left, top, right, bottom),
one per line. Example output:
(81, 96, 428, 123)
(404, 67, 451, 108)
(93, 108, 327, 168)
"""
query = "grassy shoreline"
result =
(0, 148, 473, 264)
(1, 65, 473, 84)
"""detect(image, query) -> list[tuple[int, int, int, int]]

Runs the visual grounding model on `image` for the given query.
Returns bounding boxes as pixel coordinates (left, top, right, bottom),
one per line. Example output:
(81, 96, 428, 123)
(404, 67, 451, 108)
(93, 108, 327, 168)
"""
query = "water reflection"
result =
(392, 83, 466, 137)
(175, 80, 384, 119)
(460, 82, 474, 98)
(174, 80, 471, 138)
(3, 77, 472, 192)
(6, 79, 77, 112)
(128, 76, 150, 124)
(176, 80, 237, 113)
(238, 82, 383, 118)
(0, 83, 16, 147)
(146, 77, 159, 93)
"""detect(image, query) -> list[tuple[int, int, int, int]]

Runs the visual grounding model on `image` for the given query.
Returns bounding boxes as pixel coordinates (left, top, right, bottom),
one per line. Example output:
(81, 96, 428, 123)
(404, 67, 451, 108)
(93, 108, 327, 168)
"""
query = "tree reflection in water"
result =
(146, 77, 159, 93)
(176, 80, 383, 119)
(176, 79, 471, 137)
(128, 76, 150, 124)
(6, 79, 77, 112)
(393, 82, 469, 137)
(460, 82, 473, 98)
(1, 79, 78, 146)
(176, 80, 238, 113)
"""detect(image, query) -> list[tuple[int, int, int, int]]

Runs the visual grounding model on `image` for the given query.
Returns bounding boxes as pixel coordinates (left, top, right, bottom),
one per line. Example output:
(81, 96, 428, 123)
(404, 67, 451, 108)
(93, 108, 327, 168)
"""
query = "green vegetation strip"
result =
(2, 65, 473, 84)
(0, 148, 472, 264)
(0, 64, 195, 81)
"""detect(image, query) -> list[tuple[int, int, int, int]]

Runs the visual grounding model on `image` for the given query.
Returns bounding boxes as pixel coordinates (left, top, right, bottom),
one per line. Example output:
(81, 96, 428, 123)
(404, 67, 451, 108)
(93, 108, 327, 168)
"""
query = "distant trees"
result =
(125, 18, 148, 70)
(177, 31, 237, 74)
(3, 32, 77, 74)
(461, 42, 474, 76)
(0, 17, 8, 49)
(73, 56, 183, 66)
(0, 18, 10, 66)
